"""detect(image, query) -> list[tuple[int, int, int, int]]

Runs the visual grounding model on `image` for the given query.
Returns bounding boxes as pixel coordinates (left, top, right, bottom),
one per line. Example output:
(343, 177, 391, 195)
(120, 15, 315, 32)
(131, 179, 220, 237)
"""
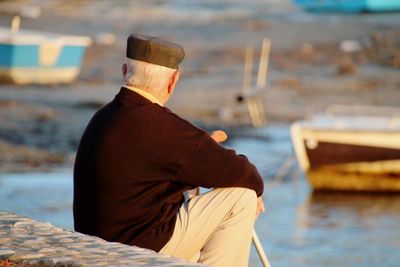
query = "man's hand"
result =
(210, 130, 228, 143)
(256, 197, 265, 219)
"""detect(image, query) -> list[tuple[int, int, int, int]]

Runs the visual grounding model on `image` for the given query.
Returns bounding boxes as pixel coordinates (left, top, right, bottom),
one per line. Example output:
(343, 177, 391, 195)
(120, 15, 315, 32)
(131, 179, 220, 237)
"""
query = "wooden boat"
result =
(291, 106, 400, 192)
(0, 17, 91, 84)
(294, 0, 400, 12)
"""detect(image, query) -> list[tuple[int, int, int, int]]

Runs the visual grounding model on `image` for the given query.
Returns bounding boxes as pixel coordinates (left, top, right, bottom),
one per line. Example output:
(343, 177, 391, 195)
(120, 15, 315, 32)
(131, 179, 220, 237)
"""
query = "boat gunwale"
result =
(294, 115, 400, 132)
(0, 27, 92, 46)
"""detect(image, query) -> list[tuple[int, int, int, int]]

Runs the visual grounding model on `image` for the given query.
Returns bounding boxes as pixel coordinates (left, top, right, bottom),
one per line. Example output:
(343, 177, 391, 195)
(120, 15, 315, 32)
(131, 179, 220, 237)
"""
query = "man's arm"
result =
(210, 130, 265, 218)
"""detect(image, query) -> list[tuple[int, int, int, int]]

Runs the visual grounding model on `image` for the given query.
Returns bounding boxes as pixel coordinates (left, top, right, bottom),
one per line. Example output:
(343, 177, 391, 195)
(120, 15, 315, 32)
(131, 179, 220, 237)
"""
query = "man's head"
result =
(122, 34, 185, 105)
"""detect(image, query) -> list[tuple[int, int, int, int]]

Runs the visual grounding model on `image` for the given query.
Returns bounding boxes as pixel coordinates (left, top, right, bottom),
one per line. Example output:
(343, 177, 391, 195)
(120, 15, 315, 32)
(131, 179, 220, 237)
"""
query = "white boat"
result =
(0, 17, 91, 84)
(291, 106, 400, 192)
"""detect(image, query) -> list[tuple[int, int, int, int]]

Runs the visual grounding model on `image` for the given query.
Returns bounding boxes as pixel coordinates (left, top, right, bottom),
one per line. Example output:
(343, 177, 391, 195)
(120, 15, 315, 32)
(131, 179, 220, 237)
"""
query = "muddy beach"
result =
(0, 1, 399, 171)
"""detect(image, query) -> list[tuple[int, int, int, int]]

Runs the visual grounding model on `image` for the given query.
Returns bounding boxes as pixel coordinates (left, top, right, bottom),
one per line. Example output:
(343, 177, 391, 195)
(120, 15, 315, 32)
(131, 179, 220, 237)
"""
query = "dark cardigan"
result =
(73, 87, 264, 252)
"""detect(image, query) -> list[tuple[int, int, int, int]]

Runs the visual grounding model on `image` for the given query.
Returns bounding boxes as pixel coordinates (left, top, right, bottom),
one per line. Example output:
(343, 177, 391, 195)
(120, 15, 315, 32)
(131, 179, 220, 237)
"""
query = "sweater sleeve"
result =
(176, 135, 264, 196)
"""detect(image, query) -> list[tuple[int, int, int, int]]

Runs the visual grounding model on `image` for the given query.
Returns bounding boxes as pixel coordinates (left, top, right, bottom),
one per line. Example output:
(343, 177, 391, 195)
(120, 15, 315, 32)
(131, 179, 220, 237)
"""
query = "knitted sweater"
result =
(73, 87, 264, 252)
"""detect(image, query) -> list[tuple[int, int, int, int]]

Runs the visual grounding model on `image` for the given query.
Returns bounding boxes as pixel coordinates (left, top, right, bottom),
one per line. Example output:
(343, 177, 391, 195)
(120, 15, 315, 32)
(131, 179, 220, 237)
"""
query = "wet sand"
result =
(0, 0, 399, 171)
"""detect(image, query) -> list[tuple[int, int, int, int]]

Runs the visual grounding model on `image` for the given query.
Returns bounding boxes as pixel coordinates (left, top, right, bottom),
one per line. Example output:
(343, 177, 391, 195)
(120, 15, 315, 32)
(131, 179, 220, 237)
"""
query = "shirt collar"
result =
(123, 85, 164, 106)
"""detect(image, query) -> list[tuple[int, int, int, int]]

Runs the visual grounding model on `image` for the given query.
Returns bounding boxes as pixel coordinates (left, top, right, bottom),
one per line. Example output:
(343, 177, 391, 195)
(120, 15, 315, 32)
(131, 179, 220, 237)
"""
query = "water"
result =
(1, 125, 399, 267)
(0, 170, 73, 229)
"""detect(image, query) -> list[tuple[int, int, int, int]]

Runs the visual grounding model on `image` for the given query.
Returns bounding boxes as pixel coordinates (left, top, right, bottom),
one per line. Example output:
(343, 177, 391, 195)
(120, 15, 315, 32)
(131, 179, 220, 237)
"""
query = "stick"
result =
(252, 230, 271, 267)
(11, 15, 20, 34)
(242, 45, 254, 95)
(256, 38, 271, 90)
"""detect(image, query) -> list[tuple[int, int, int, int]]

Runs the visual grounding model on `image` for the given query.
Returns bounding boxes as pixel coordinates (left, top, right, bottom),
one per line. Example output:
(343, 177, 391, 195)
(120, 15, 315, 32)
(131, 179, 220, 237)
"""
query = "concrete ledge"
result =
(0, 211, 204, 266)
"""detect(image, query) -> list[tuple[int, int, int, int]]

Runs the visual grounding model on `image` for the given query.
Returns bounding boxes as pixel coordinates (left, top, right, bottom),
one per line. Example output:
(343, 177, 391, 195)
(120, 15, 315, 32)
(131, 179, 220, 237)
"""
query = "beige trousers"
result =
(159, 187, 257, 267)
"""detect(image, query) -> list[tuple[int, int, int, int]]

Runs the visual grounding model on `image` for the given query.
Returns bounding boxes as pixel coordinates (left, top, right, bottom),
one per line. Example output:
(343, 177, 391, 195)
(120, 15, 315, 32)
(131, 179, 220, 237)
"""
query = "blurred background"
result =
(0, 1, 399, 266)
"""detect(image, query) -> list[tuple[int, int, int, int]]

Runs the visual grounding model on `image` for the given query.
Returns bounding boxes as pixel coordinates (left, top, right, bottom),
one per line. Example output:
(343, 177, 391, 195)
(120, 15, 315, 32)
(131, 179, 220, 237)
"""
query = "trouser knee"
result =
(224, 187, 257, 213)
(239, 188, 257, 209)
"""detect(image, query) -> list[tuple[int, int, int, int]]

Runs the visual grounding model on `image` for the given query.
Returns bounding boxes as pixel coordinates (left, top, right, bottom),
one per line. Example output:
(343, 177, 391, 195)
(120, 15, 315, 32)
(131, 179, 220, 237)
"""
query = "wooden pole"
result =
(252, 230, 272, 267)
(242, 45, 254, 95)
(256, 38, 271, 90)
(11, 15, 20, 34)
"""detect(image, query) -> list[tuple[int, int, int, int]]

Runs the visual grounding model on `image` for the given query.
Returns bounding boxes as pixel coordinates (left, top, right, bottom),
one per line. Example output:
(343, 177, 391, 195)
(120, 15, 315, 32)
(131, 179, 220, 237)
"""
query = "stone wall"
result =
(0, 212, 204, 266)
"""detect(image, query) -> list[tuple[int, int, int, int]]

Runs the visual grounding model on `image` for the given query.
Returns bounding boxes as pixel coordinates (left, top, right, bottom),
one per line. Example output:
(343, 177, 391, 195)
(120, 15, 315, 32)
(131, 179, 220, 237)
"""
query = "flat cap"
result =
(126, 33, 185, 69)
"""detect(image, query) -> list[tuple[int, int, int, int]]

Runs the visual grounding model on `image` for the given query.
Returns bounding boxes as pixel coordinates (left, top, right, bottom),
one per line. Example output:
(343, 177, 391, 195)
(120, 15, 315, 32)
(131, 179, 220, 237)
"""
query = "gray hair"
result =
(124, 59, 176, 94)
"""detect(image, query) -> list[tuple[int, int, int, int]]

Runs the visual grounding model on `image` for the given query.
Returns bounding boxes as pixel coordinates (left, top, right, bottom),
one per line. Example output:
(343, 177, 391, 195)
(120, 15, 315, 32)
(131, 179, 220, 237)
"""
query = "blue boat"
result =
(0, 26, 91, 84)
(294, 0, 400, 13)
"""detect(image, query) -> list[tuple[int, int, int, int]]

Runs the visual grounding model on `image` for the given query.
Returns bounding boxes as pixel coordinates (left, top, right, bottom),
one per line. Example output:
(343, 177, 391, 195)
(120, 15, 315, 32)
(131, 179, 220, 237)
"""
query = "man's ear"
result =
(168, 70, 180, 94)
(122, 63, 127, 81)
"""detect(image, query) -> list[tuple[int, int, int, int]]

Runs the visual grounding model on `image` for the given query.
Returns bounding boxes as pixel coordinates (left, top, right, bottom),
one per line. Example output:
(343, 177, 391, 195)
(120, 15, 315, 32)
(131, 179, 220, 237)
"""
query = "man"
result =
(74, 33, 264, 267)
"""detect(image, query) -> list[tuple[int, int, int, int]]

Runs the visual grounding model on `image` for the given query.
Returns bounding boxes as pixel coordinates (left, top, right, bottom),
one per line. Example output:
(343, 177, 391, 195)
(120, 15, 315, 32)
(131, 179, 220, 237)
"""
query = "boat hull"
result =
(307, 161, 400, 192)
(291, 117, 400, 192)
(0, 67, 80, 84)
(0, 28, 91, 84)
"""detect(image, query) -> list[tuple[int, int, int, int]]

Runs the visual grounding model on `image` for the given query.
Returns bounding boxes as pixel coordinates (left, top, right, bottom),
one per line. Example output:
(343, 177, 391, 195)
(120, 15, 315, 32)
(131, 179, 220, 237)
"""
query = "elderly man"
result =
(73, 33, 264, 267)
